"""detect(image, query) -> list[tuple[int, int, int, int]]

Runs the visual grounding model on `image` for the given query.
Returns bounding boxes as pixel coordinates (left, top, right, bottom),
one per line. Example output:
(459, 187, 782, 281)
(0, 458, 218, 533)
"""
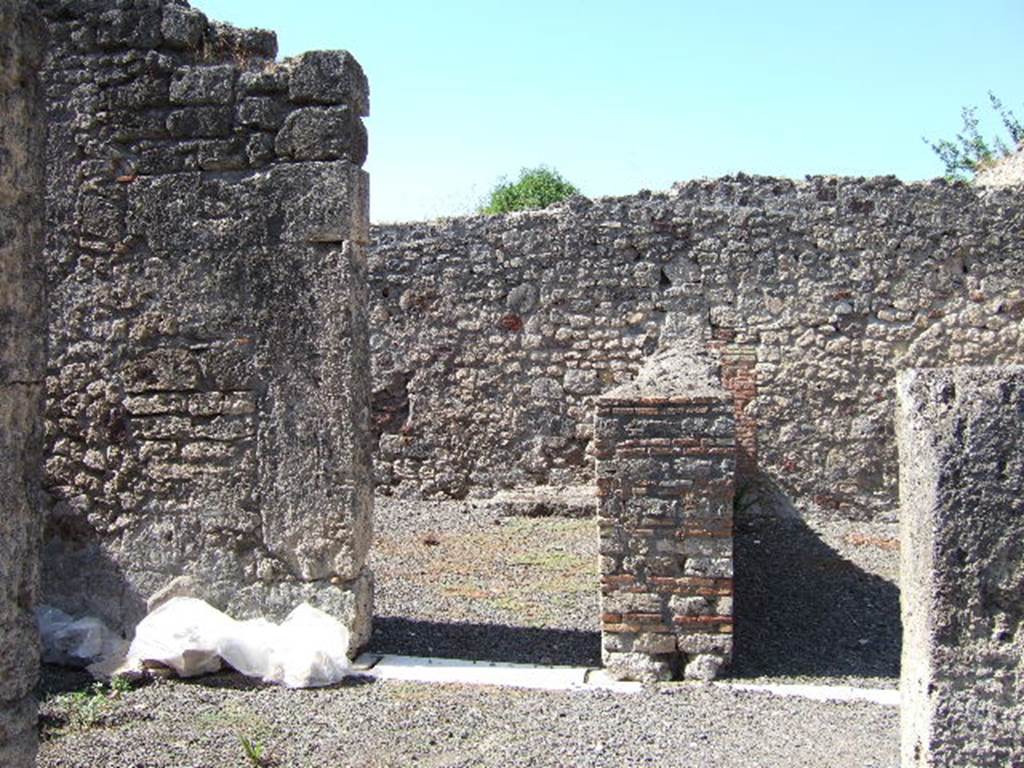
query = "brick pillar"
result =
(596, 348, 735, 682)
(897, 367, 1024, 768)
(0, 2, 45, 765)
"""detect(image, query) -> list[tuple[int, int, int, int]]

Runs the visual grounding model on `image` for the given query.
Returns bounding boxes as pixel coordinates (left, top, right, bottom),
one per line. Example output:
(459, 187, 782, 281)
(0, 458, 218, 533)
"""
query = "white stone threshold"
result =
(353, 654, 899, 706)
(719, 681, 899, 707)
(352, 654, 641, 693)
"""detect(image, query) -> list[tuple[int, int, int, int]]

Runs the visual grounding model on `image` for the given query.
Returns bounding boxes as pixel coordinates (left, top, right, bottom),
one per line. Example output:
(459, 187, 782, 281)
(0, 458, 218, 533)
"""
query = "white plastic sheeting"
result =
(124, 597, 352, 688)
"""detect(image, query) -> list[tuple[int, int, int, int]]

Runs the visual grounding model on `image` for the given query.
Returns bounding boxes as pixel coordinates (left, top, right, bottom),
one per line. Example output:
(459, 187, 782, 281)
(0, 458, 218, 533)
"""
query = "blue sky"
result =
(196, 0, 1023, 223)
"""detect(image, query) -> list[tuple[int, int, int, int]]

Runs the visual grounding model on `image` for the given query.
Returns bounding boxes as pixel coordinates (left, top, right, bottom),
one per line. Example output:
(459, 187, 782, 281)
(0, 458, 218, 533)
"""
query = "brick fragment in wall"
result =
(38, 0, 374, 645)
(368, 178, 1024, 517)
(897, 367, 1024, 768)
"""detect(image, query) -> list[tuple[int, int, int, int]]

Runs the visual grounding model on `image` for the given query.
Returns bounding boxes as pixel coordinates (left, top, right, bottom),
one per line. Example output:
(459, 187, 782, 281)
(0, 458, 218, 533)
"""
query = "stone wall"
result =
(38, 0, 373, 647)
(369, 178, 1024, 519)
(0, 1, 45, 764)
(897, 367, 1024, 767)
(597, 347, 734, 682)
(974, 143, 1024, 188)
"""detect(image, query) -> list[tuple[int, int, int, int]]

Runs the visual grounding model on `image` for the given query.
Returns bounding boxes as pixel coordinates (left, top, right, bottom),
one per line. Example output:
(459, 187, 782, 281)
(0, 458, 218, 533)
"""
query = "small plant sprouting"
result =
(239, 734, 275, 767)
(44, 679, 130, 735)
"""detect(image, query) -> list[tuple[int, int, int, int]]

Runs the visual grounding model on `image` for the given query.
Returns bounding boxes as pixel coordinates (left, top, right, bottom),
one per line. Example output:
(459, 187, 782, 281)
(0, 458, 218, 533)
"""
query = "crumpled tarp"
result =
(37, 597, 354, 689)
(124, 597, 353, 688)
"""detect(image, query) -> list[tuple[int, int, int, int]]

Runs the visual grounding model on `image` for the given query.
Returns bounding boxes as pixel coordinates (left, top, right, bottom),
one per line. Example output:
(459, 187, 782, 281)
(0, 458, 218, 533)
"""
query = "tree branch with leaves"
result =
(925, 92, 1023, 181)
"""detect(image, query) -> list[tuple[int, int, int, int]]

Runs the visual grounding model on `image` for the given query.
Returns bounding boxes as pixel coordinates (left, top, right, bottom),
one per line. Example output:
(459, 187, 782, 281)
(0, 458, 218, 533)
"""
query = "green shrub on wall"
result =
(480, 166, 580, 214)
(925, 91, 1022, 181)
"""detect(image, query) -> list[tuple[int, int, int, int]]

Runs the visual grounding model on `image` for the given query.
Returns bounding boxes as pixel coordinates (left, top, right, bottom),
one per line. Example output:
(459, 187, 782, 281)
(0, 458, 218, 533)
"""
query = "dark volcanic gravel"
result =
(37, 496, 903, 767)
(369, 498, 601, 666)
(368, 497, 902, 688)
(37, 670, 898, 768)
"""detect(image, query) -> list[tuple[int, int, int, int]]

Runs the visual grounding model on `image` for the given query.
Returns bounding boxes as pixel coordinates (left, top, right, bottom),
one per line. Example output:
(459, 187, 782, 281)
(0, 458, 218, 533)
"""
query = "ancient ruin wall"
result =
(0, 2, 45, 764)
(39, 0, 373, 646)
(369, 178, 1024, 519)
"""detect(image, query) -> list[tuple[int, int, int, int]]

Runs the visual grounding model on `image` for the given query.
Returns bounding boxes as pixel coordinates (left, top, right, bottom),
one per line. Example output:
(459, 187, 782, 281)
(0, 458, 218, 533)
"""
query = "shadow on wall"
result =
(369, 616, 602, 668)
(41, 514, 147, 637)
(731, 479, 901, 681)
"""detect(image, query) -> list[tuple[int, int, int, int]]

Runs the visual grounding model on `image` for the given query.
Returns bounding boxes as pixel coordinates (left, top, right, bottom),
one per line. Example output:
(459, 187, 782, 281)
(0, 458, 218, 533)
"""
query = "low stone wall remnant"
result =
(38, 0, 374, 648)
(0, 1, 46, 764)
(897, 366, 1024, 767)
(597, 347, 735, 682)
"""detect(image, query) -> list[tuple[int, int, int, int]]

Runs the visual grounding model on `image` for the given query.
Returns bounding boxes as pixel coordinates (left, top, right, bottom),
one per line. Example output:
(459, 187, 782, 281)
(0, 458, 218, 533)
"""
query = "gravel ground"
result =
(370, 496, 902, 688)
(37, 495, 903, 767)
(37, 669, 897, 768)
(370, 498, 600, 666)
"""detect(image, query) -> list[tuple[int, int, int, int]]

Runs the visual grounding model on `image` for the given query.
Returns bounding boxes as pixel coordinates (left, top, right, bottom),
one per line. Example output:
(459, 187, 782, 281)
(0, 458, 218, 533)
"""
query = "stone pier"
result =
(39, 0, 374, 648)
(897, 367, 1024, 767)
(596, 347, 735, 682)
(0, 1, 46, 765)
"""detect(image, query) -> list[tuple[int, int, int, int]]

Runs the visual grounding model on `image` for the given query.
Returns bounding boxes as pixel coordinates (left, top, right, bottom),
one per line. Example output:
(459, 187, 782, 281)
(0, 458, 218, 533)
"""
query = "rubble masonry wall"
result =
(38, 0, 373, 647)
(0, 1, 46, 764)
(369, 179, 1024, 519)
(897, 366, 1024, 768)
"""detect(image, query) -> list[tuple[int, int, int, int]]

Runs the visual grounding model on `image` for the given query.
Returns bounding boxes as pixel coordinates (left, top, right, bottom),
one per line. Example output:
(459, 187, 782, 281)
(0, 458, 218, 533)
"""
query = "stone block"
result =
(0, 699, 37, 768)
(95, 6, 163, 49)
(239, 68, 289, 95)
(161, 4, 206, 49)
(288, 50, 370, 116)
(237, 97, 288, 130)
(166, 106, 234, 138)
(169, 64, 236, 106)
(275, 106, 368, 165)
(897, 367, 1024, 768)
(207, 21, 278, 61)
(603, 651, 675, 683)
(683, 653, 723, 681)
(271, 161, 370, 243)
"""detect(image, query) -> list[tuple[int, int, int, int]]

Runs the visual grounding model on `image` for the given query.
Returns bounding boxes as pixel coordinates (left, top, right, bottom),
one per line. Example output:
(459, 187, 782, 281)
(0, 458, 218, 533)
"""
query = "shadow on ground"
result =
(731, 511, 901, 681)
(35, 665, 96, 699)
(369, 500, 899, 680)
(369, 616, 602, 667)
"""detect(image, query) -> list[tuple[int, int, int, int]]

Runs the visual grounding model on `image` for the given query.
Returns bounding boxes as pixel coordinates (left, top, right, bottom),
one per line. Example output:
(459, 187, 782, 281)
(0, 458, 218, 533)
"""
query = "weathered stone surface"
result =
(0, 2, 45, 765)
(275, 106, 368, 164)
(604, 651, 675, 683)
(170, 64, 237, 105)
(897, 367, 1024, 768)
(161, 4, 206, 49)
(39, 0, 374, 650)
(369, 178, 1024, 518)
(974, 143, 1024, 188)
(288, 50, 370, 116)
(166, 106, 235, 137)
